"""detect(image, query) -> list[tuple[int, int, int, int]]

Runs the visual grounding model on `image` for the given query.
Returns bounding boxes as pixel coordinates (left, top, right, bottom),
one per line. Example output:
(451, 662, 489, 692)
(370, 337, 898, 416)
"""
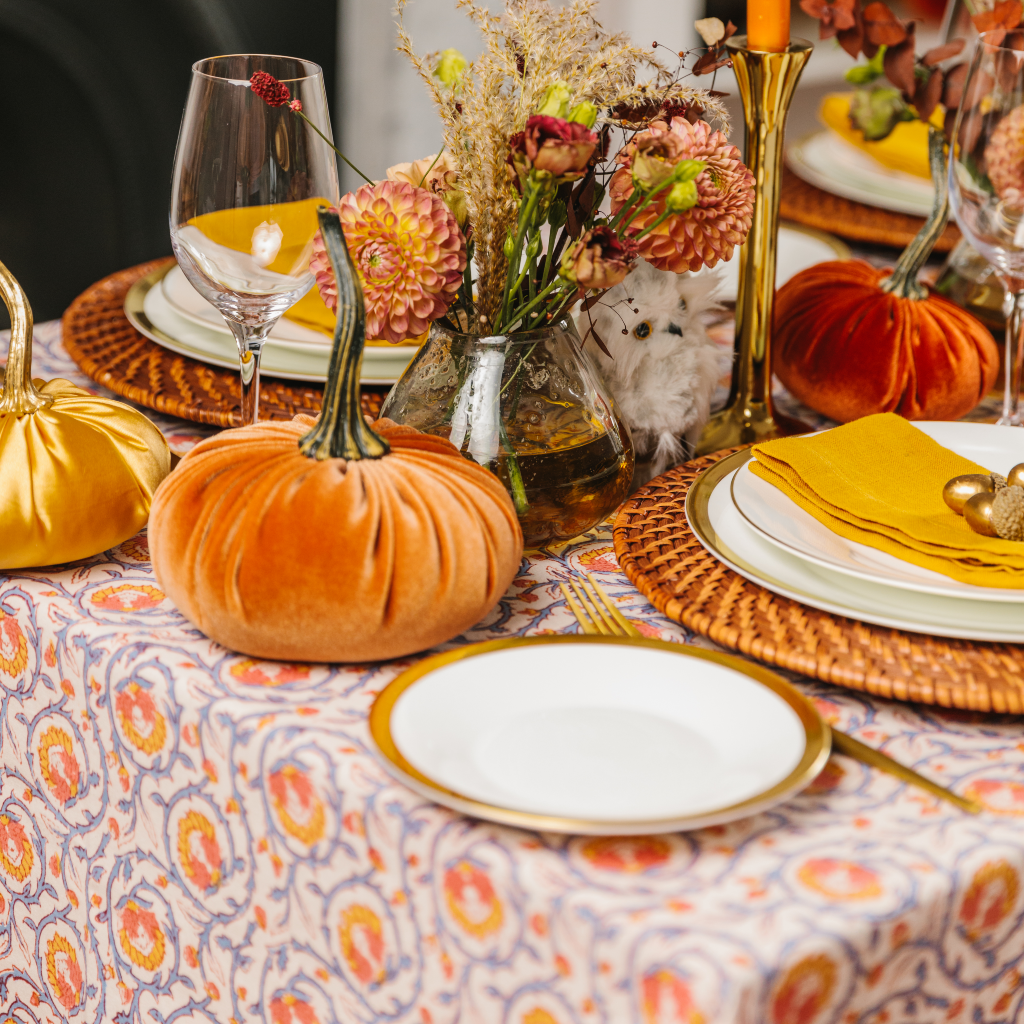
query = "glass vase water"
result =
(380, 318, 634, 547)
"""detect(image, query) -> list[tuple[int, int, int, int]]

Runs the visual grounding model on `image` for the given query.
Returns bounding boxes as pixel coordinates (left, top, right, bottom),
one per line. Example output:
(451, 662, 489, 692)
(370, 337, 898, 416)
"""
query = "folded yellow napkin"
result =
(749, 413, 1024, 589)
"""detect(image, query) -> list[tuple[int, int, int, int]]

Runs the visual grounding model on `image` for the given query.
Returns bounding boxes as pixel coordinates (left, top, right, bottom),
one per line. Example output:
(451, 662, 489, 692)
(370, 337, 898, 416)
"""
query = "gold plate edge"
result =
(369, 635, 831, 834)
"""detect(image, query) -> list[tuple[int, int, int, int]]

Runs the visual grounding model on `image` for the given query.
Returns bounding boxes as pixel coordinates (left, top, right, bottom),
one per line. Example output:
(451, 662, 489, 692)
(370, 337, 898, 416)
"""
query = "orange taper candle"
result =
(747, 0, 790, 51)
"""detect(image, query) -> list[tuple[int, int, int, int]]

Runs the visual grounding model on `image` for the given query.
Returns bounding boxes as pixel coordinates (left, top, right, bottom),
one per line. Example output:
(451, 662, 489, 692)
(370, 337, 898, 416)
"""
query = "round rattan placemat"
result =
(780, 168, 961, 253)
(613, 448, 1024, 714)
(61, 258, 387, 427)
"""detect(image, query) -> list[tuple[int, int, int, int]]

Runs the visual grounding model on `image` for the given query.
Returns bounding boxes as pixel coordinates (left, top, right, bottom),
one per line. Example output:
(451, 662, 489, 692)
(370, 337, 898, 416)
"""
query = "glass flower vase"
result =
(380, 317, 634, 547)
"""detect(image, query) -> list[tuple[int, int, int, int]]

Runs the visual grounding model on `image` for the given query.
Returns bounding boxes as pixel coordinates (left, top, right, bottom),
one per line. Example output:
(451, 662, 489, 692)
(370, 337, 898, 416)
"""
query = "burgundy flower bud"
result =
(250, 71, 292, 107)
(507, 115, 598, 188)
(559, 225, 637, 291)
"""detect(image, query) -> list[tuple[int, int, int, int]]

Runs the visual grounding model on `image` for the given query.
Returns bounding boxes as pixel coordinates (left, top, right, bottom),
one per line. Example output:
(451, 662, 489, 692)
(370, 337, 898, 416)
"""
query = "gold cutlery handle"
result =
(831, 729, 981, 814)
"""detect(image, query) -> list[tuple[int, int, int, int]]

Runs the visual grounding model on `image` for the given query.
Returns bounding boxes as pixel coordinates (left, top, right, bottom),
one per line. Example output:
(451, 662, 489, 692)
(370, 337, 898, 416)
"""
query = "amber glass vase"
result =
(380, 317, 634, 547)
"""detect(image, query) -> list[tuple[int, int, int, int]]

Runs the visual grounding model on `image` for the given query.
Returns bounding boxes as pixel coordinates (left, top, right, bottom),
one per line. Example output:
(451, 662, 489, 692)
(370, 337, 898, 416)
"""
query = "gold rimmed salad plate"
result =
(369, 636, 829, 835)
(686, 450, 1024, 641)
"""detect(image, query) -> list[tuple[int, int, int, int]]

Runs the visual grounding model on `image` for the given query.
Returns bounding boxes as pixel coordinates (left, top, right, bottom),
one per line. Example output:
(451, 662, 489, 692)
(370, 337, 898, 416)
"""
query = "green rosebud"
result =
(536, 80, 571, 119)
(848, 85, 909, 141)
(503, 230, 516, 261)
(672, 159, 705, 184)
(845, 46, 886, 87)
(526, 231, 542, 260)
(434, 48, 468, 87)
(665, 180, 699, 213)
(567, 101, 598, 129)
(442, 187, 470, 230)
(548, 199, 567, 229)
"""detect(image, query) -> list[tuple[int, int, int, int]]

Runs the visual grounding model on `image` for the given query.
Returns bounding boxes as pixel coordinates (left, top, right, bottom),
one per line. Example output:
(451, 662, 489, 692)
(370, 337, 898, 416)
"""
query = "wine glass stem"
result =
(227, 321, 274, 425)
(1001, 287, 1024, 427)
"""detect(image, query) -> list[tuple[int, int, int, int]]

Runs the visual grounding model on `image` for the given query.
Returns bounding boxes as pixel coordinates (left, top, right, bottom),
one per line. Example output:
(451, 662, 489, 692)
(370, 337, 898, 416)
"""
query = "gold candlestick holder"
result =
(696, 36, 814, 456)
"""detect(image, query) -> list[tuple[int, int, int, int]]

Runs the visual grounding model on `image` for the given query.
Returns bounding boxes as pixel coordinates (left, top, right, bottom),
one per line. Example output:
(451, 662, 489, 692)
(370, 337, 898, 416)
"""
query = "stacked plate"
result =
(788, 131, 934, 218)
(687, 422, 1024, 642)
(124, 263, 420, 384)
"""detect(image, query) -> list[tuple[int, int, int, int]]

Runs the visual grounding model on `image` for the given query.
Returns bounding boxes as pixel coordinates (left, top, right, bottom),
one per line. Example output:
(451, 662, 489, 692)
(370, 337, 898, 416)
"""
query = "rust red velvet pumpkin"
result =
(773, 259, 999, 423)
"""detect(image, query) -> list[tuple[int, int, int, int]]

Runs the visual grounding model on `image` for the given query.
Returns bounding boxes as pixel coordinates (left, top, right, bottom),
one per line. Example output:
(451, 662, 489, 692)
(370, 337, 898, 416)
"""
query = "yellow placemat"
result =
(750, 413, 1024, 589)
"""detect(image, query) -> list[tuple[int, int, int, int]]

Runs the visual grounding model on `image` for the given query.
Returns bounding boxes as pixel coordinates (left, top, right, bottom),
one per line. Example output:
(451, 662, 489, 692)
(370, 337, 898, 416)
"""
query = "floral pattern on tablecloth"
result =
(0, 324, 1023, 1024)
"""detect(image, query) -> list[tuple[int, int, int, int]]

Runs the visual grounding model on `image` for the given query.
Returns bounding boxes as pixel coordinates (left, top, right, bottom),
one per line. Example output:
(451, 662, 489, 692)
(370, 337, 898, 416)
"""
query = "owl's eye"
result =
(633, 320, 652, 339)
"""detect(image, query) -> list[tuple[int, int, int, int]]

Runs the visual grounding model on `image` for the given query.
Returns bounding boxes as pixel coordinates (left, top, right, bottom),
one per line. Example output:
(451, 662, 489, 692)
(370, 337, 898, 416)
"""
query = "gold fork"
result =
(560, 575, 982, 815)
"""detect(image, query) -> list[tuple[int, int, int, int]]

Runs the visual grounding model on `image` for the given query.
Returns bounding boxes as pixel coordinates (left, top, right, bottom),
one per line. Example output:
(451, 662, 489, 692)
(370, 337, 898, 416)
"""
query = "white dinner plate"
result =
(124, 264, 420, 384)
(370, 636, 830, 834)
(687, 451, 1024, 642)
(731, 421, 1024, 604)
(787, 131, 934, 217)
(691, 222, 849, 302)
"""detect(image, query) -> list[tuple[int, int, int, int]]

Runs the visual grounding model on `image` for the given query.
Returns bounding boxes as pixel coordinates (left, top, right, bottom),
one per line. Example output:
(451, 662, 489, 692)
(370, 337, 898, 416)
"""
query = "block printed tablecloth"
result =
(2, 324, 1024, 1024)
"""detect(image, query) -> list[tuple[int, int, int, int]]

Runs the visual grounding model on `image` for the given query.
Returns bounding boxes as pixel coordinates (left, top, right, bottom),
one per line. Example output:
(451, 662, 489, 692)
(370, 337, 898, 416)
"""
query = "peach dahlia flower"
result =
(609, 117, 754, 273)
(310, 180, 467, 343)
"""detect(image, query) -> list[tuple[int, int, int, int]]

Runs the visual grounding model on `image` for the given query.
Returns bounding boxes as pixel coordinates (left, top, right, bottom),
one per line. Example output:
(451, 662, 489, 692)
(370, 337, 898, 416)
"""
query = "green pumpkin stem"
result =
(299, 208, 390, 461)
(880, 126, 948, 301)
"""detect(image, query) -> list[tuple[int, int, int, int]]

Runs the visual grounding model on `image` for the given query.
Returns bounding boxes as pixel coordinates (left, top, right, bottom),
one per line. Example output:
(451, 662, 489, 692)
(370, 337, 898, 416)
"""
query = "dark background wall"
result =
(0, 0, 337, 329)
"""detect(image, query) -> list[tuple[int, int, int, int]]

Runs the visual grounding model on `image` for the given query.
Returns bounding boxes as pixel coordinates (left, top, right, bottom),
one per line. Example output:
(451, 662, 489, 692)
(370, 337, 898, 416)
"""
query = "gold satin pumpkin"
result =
(0, 262, 169, 569)
(148, 208, 523, 662)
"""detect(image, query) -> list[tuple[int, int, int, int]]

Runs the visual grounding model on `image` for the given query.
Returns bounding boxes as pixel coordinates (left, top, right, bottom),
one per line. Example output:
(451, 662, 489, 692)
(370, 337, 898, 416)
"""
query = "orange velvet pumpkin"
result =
(148, 210, 523, 662)
(773, 259, 999, 423)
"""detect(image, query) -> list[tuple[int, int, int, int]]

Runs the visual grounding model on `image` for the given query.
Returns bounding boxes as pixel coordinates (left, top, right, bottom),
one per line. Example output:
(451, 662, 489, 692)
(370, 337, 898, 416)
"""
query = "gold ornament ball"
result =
(943, 473, 997, 514)
(963, 490, 1000, 536)
(1007, 463, 1024, 490)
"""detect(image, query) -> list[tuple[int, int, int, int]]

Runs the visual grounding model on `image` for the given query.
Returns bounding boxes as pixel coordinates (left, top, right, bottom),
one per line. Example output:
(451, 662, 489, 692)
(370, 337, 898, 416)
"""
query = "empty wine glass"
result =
(949, 31, 1024, 425)
(170, 55, 339, 424)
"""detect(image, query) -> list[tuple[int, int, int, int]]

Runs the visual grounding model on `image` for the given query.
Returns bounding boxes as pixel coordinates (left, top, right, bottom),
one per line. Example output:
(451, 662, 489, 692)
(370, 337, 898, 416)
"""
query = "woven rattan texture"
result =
(614, 448, 1024, 714)
(781, 168, 961, 254)
(61, 258, 386, 427)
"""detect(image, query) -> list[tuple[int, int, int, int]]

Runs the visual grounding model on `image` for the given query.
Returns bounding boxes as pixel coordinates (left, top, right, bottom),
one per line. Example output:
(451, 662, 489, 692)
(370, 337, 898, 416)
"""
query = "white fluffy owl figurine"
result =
(580, 260, 723, 486)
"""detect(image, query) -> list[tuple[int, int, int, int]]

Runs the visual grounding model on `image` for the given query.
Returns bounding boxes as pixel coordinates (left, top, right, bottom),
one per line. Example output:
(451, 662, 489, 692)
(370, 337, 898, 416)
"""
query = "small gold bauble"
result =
(963, 491, 1000, 536)
(1007, 463, 1024, 490)
(942, 473, 997, 514)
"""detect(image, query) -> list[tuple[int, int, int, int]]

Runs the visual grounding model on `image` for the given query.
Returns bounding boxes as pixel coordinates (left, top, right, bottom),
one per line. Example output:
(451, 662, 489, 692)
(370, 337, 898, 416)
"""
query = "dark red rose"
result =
(559, 225, 637, 291)
(508, 115, 598, 187)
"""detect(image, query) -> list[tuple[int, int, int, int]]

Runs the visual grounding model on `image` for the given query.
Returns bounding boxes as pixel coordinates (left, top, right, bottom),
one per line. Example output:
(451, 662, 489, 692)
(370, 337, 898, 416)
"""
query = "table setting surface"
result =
(2, 322, 1024, 1024)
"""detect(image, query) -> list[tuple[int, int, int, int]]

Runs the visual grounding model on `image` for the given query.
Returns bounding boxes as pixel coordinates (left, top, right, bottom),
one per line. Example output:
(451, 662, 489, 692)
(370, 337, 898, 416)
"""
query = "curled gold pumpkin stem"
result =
(880, 127, 948, 301)
(0, 259, 51, 416)
(298, 208, 389, 461)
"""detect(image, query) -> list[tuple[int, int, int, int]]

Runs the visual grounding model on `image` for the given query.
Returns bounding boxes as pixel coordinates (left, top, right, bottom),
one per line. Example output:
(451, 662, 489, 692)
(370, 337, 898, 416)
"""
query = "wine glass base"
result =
(995, 414, 1023, 427)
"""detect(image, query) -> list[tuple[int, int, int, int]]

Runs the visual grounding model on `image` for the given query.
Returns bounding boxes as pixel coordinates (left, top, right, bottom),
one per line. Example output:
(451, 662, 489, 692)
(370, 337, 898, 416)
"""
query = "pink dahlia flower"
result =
(985, 104, 1024, 212)
(609, 118, 754, 273)
(309, 180, 467, 343)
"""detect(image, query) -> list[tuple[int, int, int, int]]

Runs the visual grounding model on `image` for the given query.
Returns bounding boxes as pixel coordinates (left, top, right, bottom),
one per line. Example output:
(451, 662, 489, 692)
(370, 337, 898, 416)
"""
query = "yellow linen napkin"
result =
(189, 200, 426, 347)
(749, 413, 1024, 589)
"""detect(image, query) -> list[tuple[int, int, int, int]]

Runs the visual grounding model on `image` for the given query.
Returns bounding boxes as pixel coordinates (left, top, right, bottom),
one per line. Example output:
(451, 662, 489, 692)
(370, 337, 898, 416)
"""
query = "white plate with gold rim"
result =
(730, 421, 1024, 604)
(687, 452, 1024, 641)
(787, 131, 934, 217)
(124, 263, 419, 384)
(370, 636, 829, 835)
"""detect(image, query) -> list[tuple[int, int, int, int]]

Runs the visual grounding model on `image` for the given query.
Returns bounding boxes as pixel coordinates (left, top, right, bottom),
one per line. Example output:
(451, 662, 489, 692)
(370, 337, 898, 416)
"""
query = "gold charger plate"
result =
(369, 635, 830, 835)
